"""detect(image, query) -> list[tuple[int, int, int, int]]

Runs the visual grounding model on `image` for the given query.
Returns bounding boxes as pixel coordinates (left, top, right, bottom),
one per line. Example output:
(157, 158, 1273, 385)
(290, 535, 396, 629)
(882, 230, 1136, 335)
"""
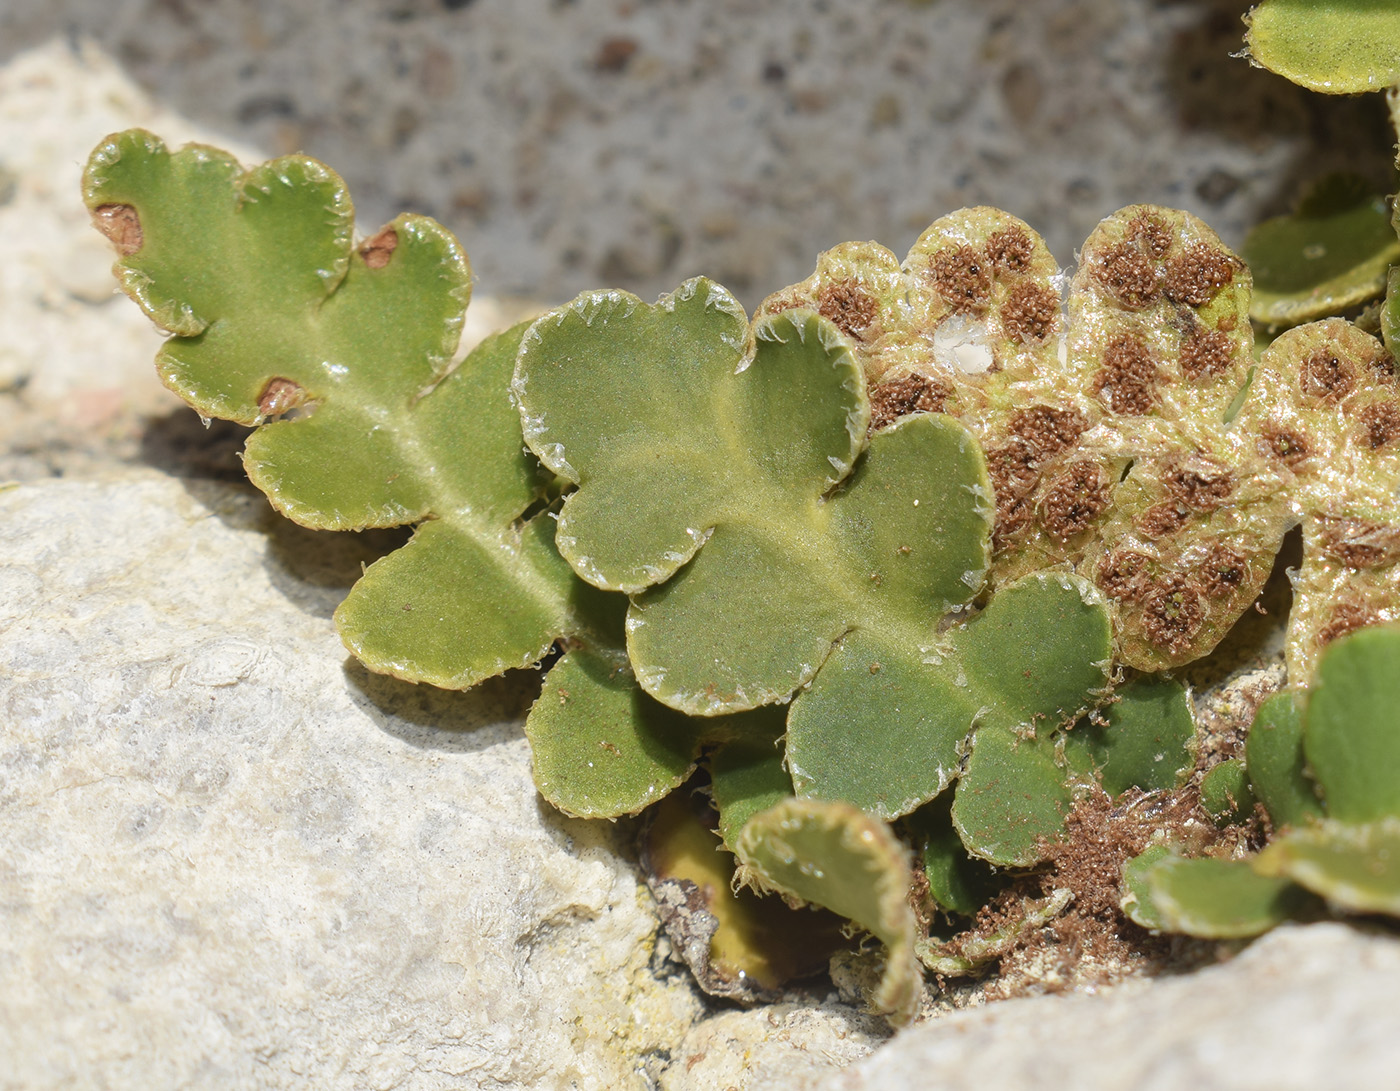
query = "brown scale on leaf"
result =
(1008, 405, 1087, 460)
(1142, 575, 1207, 654)
(1165, 463, 1234, 512)
(1317, 517, 1400, 569)
(1097, 549, 1152, 603)
(1137, 502, 1190, 539)
(1359, 402, 1400, 449)
(1039, 461, 1111, 542)
(817, 281, 878, 340)
(1096, 243, 1160, 309)
(1163, 245, 1235, 308)
(986, 436, 1041, 499)
(1319, 601, 1383, 646)
(258, 377, 309, 418)
(1126, 212, 1173, 260)
(1093, 334, 1157, 415)
(1299, 347, 1356, 402)
(1002, 281, 1059, 345)
(868, 372, 950, 431)
(360, 226, 399, 269)
(1258, 422, 1311, 469)
(93, 203, 143, 255)
(1366, 347, 1397, 380)
(1179, 326, 1233, 381)
(993, 497, 1035, 551)
(930, 245, 991, 314)
(986, 437, 1041, 549)
(986, 226, 1034, 276)
(1200, 543, 1247, 600)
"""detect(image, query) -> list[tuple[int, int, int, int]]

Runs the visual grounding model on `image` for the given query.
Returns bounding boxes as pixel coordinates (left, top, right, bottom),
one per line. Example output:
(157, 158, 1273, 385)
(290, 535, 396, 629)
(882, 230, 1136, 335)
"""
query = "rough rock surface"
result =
(0, 473, 707, 1089)
(3, 2, 1389, 307)
(808, 923, 1400, 1091)
(661, 1003, 884, 1091)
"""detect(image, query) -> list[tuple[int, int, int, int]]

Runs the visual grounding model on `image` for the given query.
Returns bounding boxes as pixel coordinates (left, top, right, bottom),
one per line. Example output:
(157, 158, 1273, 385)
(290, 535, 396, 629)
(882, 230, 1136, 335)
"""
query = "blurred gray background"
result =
(4, 0, 1393, 309)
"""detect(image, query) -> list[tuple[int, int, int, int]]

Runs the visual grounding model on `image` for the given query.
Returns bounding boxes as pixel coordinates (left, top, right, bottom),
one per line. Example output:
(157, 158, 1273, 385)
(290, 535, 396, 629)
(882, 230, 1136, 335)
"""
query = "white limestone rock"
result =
(0, 471, 704, 1089)
(807, 922, 1400, 1091)
(661, 1002, 884, 1091)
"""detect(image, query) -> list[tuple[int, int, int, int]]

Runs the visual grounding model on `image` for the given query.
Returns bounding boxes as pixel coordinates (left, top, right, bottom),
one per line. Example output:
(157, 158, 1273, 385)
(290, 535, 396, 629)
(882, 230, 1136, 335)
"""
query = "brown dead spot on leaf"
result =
(1359, 402, 1400, 448)
(92, 203, 143, 255)
(1098, 549, 1152, 602)
(1200, 543, 1247, 599)
(1142, 576, 1206, 655)
(1126, 212, 1173, 260)
(258, 377, 309, 418)
(1299, 347, 1356, 402)
(816, 280, 878, 339)
(1094, 334, 1158, 415)
(1179, 326, 1233, 381)
(1165, 463, 1234, 512)
(1317, 517, 1400, 569)
(595, 36, 639, 72)
(360, 227, 399, 269)
(1258, 423, 1311, 468)
(987, 226, 1034, 276)
(1163, 245, 1235, 307)
(1039, 461, 1111, 541)
(1096, 243, 1160, 309)
(1320, 601, 1383, 646)
(930, 245, 991, 313)
(1002, 281, 1058, 345)
(869, 371, 950, 431)
(1008, 404, 1087, 460)
(1137, 502, 1190, 539)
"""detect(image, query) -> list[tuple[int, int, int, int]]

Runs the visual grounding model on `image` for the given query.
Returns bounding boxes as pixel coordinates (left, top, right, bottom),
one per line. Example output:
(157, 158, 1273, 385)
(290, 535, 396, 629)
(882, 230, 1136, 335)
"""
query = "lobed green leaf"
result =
(789, 571, 1111, 823)
(1063, 675, 1197, 796)
(1245, 0, 1400, 93)
(1303, 623, 1400, 823)
(1255, 817, 1400, 915)
(1121, 850, 1307, 938)
(1199, 758, 1257, 826)
(1244, 690, 1324, 828)
(905, 794, 1004, 917)
(734, 798, 920, 1025)
(709, 722, 793, 851)
(85, 131, 588, 691)
(1244, 176, 1400, 329)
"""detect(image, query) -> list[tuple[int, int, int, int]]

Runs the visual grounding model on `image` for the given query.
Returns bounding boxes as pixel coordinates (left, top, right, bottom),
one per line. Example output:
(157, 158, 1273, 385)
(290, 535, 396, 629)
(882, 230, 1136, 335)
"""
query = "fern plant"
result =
(83, 5, 1400, 1017)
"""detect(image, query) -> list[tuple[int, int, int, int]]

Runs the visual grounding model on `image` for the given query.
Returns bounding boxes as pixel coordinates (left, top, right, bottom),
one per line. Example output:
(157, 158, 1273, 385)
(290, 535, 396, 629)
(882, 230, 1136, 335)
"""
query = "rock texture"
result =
(808, 923, 1400, 1091)
(662, 1003, 884, 1091)
(3, 2, 1390, 306)
(0, 473, 706, 1089)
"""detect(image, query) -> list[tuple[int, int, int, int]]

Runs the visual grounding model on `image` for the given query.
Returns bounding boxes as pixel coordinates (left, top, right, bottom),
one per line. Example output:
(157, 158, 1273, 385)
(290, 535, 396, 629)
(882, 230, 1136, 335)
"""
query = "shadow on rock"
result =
(138, 406, 251, 481)
(263, 519, 411, 621)
(1164, 0, 1394, 221)
(346, 657, 540, 756)
(534, 791, 646, 870)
